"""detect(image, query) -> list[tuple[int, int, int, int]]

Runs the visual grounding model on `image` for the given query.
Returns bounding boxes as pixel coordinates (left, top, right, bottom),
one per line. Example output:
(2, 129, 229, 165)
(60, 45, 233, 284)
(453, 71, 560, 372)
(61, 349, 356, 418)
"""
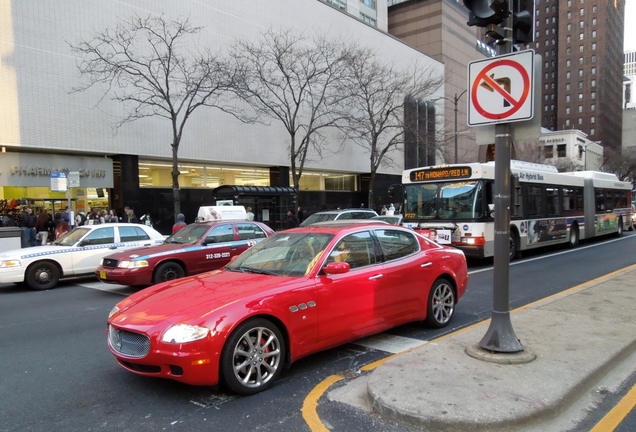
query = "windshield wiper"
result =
(233, 266, 277, 276)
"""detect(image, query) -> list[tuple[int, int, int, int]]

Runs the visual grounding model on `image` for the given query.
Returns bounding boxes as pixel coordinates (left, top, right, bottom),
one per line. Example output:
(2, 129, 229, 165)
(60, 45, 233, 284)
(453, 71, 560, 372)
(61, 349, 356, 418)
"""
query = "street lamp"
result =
(434, 90, 467, 164)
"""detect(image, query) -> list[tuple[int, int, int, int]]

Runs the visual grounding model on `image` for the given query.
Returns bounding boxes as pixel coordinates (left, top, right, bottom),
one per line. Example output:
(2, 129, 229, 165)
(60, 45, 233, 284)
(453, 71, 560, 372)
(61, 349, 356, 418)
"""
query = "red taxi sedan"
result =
(96, 220, 274, 286)
(107, 221, 468, 395)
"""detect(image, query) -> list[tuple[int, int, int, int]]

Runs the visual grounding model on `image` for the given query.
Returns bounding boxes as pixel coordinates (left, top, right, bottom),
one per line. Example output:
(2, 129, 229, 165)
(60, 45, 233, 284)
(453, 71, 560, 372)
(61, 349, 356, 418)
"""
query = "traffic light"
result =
(512, 0, 534, 44)
(463, 0, 510, 27)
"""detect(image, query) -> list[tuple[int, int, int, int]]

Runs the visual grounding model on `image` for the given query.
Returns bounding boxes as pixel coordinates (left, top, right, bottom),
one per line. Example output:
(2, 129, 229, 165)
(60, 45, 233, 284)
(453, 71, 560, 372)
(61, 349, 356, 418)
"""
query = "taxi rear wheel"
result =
(153, 262, 185, 284)
(25, 261, 60, 290)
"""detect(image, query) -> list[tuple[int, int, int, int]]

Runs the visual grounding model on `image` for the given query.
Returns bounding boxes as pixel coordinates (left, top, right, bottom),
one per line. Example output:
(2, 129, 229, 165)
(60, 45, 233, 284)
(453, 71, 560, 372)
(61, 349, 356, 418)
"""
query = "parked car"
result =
(107, 221, 468, 395)
(300, 208, 378, 227)
(372, 214, 403, 225)
(96, 220, 275, 286)
(0, 223, 165, 290)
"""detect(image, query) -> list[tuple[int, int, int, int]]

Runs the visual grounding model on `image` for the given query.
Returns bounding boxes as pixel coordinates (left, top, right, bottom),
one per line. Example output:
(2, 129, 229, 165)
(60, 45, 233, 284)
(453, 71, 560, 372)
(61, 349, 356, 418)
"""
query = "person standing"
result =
(19, 207, 36, 247)
(105, 209, 119, 223)
(246, 207, 255, 221)
(297, 207, 304, 224)
(35, 209, 52, 245)
(172, 213, 187, 234)
(286, 209, 299, 229)
(127, 208, 140, 224)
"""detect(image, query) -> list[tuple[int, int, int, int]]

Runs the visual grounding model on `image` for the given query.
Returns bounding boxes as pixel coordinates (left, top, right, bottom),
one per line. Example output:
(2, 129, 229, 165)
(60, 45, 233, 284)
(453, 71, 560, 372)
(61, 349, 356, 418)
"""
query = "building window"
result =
(566, 59, 571, 67)
(579, 45, 584, 52)
(578, 118, 582, 125)
(592, 30, 596, 38)
(567, 23, 572, 31)
(579, 69, 584, 76)
(566, 83, 571, 90)
(592, 55, 596, 62)
(567, 35, 572, 43)
(566, 95, 571, 102)
(579, 20, 584, 29)
(566, 107, 571, 114)
(591, 79, 596, 87)
(567, 11, 572, 19)
(591, 42, 596, 50)
(591, 91, 596, 99)
(578, 93, 583, 100)
(565, 119, 571, 126)
(323, 0, 347, 10)
(592, 18, 597, 25)
(566, 71, 571, 78)
(580, 8, 584, 15)
(578, 105, 583, 112)
(592, 5, 597, 12)
(591, 116, 595, 123)
(360, 13, 376, 26)
(591, 103, 595, 110)
(590, 128, 595, 135)
(578, 81, 583, 89)
(579, 57, 584, 65)
(591, 67, 596, 74)
(557, 144, 567, 157)
(360, 0, 376, 9)
(544, 145, 554, 158)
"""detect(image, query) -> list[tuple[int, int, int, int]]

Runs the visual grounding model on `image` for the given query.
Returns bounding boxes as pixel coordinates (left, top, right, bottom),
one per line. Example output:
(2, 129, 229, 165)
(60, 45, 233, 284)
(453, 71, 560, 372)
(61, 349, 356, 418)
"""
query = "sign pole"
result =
(478, 4, 523, 353)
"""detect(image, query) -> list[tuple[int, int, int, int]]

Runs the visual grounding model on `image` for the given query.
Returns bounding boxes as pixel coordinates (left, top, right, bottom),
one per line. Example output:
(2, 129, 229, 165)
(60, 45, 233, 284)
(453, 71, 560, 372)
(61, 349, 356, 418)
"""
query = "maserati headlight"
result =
(108, 306, 120, 319)
(117, 260, 149, 269)
(162, 324, 209, 344)
(0, 259, 21, 268)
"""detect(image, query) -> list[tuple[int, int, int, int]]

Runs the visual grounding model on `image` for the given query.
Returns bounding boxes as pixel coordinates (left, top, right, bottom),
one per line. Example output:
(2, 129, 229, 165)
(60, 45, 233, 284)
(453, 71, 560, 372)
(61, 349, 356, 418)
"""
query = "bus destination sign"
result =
(409, 166, 472, 182)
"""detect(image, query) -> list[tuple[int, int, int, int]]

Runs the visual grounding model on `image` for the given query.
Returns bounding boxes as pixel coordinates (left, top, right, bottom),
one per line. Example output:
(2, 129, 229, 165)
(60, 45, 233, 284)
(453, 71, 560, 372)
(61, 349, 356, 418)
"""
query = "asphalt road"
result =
(1, 232, 636, 432)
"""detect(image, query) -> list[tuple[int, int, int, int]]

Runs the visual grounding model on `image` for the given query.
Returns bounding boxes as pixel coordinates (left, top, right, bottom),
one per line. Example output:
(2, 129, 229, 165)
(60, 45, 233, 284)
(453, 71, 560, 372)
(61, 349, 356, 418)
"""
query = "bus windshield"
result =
(404, 180, 484, 220)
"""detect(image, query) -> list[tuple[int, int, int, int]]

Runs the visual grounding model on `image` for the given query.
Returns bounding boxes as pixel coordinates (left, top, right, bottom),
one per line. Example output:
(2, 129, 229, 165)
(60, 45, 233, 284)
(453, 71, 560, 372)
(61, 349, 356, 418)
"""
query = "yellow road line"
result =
(302, 264, 636, 431)
(589, 382, 636, 432)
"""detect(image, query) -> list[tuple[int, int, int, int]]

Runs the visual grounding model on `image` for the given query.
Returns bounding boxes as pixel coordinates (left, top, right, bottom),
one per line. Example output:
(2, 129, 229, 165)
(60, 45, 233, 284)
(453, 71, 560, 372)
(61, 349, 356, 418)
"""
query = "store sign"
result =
(0, 153, 113, 188)
(50, 171, 68, 192)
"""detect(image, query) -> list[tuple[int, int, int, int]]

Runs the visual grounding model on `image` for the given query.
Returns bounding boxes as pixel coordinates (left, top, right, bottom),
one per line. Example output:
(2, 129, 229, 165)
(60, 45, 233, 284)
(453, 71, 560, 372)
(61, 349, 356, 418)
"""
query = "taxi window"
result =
(83, 227, 115, 245)
(237, 223, 267, 240)
(205, 224, 234, 243)
(374, 229, 419, 261)
(119, 225, 151, 242)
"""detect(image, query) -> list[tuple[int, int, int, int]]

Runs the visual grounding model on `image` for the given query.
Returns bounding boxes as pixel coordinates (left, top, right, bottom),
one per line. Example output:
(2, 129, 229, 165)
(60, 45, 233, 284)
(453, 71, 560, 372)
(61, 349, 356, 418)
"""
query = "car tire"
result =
(25, 261, 60, 290)
(425, 277, 455, 328)
(153, 262, 185, 284)
(220, 318, 285, 395)
(509, 231, 520, 261)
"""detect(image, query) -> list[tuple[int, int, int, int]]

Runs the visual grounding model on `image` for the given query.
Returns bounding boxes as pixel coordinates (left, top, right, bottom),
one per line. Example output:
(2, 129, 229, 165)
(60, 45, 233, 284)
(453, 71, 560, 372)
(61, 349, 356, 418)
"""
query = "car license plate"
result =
(435, 230, 452, 244)
(99, 271, 107, 279)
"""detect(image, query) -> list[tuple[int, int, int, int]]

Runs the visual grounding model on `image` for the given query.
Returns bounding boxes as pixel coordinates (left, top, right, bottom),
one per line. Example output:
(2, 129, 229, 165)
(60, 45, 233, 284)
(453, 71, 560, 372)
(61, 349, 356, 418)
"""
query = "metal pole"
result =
(478, 4, 523, 353)
(454, 95, 459, 164)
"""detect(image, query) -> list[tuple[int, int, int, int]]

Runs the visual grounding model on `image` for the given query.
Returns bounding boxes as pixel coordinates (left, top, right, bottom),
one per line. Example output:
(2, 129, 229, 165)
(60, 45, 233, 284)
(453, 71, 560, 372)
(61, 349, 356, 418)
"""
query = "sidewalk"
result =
(329, 266, 636, 431)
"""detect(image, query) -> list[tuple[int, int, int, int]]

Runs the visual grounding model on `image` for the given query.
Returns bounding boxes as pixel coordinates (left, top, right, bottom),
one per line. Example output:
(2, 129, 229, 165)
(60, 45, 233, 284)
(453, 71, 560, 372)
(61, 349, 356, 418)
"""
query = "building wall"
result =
(537, 0, 625, 155)
(0, 0, 443, 176)
(388, 0, 483, 163)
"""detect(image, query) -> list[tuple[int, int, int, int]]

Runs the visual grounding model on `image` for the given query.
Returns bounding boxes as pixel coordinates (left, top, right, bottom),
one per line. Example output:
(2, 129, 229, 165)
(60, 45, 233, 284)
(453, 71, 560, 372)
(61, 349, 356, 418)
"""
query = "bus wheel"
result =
(568, 225, 579, 248)
(617, 217, 624, 236)
(509, 232, 520, 261)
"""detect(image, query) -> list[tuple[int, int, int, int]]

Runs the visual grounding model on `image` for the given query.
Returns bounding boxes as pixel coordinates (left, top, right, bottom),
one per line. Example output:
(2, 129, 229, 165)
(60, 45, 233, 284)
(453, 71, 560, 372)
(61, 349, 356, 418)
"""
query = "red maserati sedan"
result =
(95, 220, 274, 286)
(106, 221, 468, 395)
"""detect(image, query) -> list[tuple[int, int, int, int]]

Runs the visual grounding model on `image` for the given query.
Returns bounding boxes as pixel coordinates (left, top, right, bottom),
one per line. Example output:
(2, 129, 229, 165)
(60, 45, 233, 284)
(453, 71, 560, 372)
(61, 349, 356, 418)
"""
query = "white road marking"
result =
(73, 280, 137, 296)
(352, 333, 427, 354)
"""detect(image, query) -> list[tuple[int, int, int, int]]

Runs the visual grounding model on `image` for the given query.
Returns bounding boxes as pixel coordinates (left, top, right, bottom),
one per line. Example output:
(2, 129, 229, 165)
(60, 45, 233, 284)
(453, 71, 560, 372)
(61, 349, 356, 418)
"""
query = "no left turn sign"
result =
(467, 50, 535, 126)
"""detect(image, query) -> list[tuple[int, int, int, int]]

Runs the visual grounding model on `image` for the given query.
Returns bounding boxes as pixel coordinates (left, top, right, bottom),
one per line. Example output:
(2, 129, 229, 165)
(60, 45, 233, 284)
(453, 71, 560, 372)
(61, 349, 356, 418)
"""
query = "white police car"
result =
(0, 223, 165, 290)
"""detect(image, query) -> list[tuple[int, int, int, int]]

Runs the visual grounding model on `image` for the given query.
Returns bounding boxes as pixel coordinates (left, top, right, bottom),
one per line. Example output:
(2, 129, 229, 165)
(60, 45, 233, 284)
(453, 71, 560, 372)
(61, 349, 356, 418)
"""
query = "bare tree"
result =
(337, 47, 444, 208)
(70, 15, 231, 217)
(602, 147, 636, 182)
(227, 28, 350, 194)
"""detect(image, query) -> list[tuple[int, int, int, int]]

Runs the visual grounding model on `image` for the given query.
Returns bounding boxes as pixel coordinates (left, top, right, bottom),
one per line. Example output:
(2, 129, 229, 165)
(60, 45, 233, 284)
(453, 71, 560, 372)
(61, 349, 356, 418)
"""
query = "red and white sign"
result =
(467, 50, 534, 126)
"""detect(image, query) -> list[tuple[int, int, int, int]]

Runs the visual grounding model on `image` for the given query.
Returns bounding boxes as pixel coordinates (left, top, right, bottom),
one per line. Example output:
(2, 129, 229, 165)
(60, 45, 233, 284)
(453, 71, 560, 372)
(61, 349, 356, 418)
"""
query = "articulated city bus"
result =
(401, 160, 633, 259)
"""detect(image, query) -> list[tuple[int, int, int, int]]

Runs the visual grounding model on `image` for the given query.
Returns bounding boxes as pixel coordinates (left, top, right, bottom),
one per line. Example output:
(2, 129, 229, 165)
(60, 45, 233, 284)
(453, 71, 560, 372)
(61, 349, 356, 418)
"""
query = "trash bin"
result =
(0, 227, 22, 253)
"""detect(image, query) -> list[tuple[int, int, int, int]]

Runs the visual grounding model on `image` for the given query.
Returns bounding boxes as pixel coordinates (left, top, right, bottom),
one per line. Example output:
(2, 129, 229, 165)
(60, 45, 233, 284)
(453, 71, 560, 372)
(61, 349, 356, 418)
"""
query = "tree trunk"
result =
(172, 142, 181, 218)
